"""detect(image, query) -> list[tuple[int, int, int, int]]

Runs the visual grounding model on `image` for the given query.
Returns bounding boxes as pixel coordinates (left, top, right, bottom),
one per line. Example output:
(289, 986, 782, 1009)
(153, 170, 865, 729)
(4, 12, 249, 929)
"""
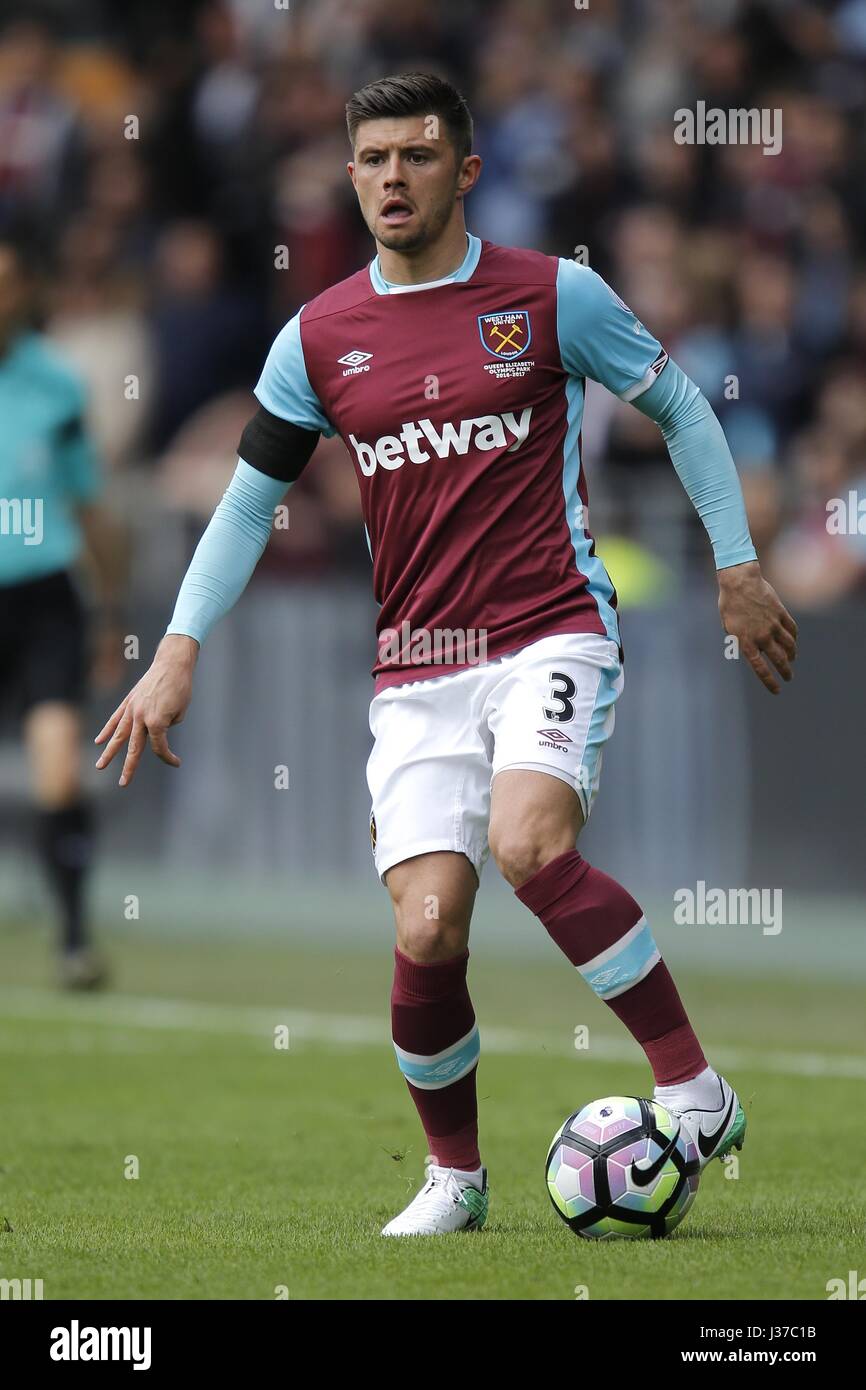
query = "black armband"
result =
(237, 405, 320, 483)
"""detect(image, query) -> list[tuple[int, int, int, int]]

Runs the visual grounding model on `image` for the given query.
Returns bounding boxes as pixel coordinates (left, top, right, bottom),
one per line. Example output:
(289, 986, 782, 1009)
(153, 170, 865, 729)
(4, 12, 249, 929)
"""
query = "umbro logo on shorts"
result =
(537, 727, 573, 755)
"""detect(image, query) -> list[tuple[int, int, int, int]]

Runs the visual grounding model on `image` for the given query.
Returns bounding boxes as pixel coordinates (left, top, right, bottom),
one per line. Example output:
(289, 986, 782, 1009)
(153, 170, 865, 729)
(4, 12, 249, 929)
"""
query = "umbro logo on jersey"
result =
(338, 349, 373, 375)
(348, 409, 532, 476)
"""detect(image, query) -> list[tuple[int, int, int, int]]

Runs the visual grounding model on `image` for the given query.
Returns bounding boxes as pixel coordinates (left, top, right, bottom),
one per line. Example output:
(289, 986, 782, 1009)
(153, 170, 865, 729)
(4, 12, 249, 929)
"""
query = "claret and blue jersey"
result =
(167, 232, 755, 678)
(254, 233, 672, 689)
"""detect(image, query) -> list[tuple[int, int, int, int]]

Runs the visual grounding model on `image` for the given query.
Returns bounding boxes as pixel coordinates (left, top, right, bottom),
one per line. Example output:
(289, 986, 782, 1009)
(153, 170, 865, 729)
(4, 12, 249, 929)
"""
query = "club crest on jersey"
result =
(477, 309, 531, 359)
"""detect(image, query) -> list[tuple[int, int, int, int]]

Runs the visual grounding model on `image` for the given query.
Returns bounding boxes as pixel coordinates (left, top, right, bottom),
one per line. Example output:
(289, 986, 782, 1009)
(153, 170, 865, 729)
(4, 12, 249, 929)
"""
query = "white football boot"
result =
(654, 1071, 747, 1171)
(381, 1163, 489, 1236)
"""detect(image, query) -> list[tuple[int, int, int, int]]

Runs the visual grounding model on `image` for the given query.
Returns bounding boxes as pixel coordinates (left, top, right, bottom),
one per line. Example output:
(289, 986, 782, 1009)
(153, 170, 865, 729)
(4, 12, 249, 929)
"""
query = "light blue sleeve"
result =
(254, 309, 336, 436)
(631, 360, 758, 571)
(556, 259, 669, 400)
(164, 459, 290, 645)
(556, 260, 756, 571)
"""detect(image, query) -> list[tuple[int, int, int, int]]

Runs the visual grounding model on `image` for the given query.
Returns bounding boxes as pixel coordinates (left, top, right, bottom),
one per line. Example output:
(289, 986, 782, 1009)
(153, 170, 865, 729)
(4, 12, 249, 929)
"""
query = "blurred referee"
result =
(0, 237, 125, 988)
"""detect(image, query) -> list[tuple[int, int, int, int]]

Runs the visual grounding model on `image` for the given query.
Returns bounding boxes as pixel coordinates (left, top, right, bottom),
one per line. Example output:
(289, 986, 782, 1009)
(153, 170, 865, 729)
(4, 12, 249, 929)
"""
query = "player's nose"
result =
(382, 157, 407, 188)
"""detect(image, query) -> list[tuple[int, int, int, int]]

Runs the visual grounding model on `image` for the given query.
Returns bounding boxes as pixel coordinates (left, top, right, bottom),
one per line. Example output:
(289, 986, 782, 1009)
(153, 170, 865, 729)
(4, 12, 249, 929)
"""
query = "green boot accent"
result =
(458, 1182, 489, 1230)
(721, 1104, 747, 1158)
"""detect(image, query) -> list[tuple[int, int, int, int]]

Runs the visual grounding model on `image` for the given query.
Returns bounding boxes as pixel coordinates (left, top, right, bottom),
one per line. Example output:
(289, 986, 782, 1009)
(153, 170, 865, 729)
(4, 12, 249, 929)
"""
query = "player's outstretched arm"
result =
(94, 634, 198, 785)
(630, 360, 798, 694)
(554, 263, 798, 694)
(94, 451, 300, 785)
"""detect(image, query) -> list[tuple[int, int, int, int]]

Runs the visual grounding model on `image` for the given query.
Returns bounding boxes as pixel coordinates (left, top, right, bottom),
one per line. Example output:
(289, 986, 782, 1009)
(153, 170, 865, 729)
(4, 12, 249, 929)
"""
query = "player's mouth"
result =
(380, 198, 415, 225)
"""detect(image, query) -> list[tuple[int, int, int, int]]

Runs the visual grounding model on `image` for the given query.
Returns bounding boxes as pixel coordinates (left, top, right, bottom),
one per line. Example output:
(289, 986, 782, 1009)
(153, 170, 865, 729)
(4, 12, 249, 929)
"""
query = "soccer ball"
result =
(545, 1095, 700, 1239)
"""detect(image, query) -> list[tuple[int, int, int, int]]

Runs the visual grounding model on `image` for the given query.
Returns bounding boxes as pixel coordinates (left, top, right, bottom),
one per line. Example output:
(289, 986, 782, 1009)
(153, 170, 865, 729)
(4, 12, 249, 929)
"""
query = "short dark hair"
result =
(346, 72, 473, 164)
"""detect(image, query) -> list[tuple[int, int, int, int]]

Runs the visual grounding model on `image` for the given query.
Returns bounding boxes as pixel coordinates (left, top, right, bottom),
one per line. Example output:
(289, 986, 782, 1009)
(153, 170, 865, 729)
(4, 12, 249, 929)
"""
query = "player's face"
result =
(348, 117, 475, 253)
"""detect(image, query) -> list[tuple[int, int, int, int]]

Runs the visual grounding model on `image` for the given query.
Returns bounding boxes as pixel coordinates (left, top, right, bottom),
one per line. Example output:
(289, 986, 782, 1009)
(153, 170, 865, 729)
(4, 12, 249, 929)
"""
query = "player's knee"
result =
(490, 828, 574, 890)
(395, 917, 468, 962)
(385, 852, 475, 960)
(389, 881, 471, 960)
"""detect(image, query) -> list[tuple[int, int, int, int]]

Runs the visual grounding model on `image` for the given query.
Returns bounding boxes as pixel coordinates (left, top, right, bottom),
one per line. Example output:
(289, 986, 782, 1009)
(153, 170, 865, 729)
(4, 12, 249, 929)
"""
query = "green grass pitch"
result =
(1, 930, 864, 1300)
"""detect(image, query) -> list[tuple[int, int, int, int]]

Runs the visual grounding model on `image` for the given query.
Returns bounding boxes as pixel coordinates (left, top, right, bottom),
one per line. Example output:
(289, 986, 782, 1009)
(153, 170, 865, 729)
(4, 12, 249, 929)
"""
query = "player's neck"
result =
(375, 223, 469, 287)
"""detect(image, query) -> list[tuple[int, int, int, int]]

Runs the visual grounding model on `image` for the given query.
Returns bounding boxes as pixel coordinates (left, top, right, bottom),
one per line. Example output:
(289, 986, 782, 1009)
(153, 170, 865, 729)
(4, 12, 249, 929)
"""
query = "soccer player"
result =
(95, 74, 797, 1235)
(0, 238, 124, 988)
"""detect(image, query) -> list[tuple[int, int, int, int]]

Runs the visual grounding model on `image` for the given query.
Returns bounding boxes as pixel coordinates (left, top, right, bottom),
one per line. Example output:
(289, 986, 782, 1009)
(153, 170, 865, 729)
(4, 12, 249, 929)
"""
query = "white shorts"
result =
(366, 632, 624, 882)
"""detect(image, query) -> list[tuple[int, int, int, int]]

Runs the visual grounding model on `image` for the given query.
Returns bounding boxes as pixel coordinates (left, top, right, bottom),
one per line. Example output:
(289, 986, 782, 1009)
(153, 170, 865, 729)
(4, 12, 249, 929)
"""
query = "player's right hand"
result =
(94, 635, 199, 787)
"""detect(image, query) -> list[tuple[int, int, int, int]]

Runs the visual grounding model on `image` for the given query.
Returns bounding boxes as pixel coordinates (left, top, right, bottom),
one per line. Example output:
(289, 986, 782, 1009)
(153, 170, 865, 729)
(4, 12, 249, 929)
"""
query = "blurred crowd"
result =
(1, 0, 865, 605)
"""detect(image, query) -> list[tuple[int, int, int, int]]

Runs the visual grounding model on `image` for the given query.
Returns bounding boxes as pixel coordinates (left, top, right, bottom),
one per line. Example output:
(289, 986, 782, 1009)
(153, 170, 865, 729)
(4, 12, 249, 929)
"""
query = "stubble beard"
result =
(371, 189, 456, 257)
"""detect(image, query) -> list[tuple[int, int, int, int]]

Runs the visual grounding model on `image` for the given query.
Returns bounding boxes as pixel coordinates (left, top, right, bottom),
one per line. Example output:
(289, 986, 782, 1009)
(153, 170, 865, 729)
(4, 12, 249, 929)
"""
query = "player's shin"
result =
(515, 849, 707, 1085)
(390, 946, 482, 1171)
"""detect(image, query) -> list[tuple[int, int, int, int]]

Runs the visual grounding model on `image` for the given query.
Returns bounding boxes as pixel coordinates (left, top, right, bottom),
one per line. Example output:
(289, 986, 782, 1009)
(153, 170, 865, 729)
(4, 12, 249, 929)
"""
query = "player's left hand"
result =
(718, 560, 798, 695)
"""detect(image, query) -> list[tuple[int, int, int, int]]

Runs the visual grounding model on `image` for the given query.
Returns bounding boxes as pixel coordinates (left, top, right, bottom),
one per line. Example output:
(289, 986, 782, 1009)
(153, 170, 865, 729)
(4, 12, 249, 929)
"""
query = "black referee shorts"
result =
(0, 569, 88, 720)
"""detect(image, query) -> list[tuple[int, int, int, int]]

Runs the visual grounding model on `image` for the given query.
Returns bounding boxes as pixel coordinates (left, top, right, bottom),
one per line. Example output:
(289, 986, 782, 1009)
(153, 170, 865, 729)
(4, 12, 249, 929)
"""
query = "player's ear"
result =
(346, 161, 357, 188)
(456, 154, 482, 198)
